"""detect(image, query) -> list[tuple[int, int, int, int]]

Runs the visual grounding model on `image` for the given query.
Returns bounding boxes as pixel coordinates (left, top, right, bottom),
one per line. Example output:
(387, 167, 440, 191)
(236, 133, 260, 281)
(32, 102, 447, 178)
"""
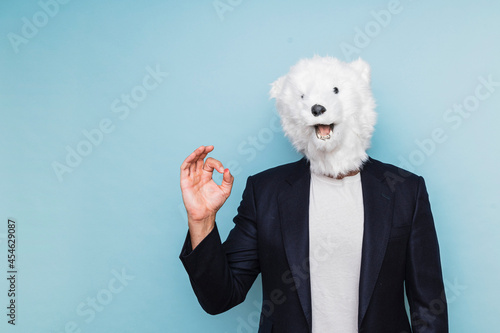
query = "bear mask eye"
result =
(300, 94, 304, 99)
(333, 87, 339, 94)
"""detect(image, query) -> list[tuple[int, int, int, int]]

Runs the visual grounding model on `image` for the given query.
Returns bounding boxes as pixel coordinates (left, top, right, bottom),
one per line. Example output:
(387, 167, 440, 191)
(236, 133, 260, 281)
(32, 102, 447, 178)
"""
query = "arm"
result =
(405, 177, 448, 332)
(180, 177, 261, 314)
(179, 146, 260, 314)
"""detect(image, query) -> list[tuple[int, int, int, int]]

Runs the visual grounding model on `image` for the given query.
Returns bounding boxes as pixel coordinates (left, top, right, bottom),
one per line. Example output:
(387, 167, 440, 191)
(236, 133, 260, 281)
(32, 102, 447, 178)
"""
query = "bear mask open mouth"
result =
(315, 124, 335, 140)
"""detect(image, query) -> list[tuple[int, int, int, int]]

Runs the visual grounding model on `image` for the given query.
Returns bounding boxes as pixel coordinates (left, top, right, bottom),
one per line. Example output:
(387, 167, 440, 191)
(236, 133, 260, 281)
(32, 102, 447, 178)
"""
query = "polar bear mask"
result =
(270, 56, 377, 178)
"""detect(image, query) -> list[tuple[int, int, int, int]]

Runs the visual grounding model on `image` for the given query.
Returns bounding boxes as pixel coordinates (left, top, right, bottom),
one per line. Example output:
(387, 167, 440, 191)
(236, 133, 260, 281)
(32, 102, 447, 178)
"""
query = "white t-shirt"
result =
(309, 171, 364, 333)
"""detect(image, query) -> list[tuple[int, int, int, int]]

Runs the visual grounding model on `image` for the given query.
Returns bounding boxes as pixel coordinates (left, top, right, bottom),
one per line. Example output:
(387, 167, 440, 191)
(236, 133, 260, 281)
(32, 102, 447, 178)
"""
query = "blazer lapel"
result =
(358, 159, 395, 327)
(278, 158, 312, 332)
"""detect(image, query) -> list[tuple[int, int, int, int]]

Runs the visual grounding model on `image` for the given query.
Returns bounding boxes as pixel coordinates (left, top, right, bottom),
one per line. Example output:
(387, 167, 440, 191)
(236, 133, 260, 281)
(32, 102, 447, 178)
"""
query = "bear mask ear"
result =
(349, 58, 371, 84)
(269, 75, 286, 99)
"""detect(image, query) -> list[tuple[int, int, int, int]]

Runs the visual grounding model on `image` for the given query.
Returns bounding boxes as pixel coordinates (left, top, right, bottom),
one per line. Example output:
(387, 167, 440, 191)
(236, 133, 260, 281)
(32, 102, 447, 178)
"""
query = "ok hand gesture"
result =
(180, 146, 234, 248)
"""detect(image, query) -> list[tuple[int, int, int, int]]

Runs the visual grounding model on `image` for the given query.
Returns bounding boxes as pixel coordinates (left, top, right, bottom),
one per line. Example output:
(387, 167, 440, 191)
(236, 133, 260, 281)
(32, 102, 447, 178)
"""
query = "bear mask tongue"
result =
(315, 124, 334, 140)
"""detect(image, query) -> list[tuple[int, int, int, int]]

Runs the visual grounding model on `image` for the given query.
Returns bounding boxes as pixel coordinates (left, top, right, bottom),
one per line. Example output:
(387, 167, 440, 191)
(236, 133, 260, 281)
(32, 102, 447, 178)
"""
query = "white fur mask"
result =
(270, 56, 377, 178)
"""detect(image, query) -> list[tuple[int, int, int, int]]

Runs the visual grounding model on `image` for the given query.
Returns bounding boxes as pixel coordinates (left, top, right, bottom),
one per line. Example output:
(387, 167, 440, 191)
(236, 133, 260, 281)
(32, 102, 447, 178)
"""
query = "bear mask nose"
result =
(311, 104, 326, 117)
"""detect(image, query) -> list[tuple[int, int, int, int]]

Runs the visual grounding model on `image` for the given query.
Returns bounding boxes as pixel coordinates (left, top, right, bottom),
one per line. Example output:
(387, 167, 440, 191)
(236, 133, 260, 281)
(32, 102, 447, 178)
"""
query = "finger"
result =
(193, 145, 215, 174)
(203, 157, 225, 175)
(221, 168, 234, 194)
(181, 146, 204, 171)
(181, 146, 214, 175)
(197, 145, 214, 164)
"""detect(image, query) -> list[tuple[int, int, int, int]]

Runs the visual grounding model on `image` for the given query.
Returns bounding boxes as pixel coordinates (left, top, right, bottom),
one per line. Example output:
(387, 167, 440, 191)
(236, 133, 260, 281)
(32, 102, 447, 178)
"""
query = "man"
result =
(179, 57, 448, 332)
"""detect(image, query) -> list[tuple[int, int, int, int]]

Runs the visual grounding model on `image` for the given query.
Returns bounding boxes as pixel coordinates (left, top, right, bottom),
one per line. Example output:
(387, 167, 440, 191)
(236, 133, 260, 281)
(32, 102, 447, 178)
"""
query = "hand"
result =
(180, 145, 234, 248)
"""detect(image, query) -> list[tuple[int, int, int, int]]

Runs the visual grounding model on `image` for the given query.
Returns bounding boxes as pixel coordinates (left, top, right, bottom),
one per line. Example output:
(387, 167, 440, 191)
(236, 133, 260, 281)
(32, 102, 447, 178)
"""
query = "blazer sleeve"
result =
(179, 176, 261, 315)
(405, 176, 448, 332)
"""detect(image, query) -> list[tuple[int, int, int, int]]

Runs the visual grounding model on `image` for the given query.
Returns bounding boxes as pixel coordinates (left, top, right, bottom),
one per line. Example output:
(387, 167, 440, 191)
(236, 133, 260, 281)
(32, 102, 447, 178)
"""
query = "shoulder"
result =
(252, 158, 307, 177)
(363, 157, 420, 179)
(362, 157, 425, 192)
(246, 158, 309, 189)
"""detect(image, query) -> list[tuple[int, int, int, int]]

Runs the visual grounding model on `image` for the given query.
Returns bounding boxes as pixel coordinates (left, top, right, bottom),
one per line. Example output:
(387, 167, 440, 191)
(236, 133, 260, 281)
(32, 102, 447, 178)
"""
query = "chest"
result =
(308, 173, 364, 264)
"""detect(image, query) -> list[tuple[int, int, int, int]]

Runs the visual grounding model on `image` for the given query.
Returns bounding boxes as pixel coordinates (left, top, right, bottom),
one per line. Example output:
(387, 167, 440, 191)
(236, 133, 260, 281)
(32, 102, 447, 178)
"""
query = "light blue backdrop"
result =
(1, 0, 499, 332)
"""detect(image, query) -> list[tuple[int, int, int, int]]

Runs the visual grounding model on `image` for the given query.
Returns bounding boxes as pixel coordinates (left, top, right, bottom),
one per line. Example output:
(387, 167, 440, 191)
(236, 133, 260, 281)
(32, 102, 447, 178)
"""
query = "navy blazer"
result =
(180, 158, 448, 332)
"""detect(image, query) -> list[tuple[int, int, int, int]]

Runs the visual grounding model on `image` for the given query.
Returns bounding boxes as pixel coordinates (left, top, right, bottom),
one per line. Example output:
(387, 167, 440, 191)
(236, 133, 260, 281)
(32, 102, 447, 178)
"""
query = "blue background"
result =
(1, 0, 499, 332)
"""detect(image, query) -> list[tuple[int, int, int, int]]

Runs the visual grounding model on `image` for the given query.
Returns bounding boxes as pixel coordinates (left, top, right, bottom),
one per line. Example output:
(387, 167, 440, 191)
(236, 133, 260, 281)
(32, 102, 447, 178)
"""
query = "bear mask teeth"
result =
(315, 124, 334, 140)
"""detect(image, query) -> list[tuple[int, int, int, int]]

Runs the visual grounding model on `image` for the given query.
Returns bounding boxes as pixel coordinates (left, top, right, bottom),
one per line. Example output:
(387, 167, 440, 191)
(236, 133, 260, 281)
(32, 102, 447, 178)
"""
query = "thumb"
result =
(220, 168, 234, 194)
